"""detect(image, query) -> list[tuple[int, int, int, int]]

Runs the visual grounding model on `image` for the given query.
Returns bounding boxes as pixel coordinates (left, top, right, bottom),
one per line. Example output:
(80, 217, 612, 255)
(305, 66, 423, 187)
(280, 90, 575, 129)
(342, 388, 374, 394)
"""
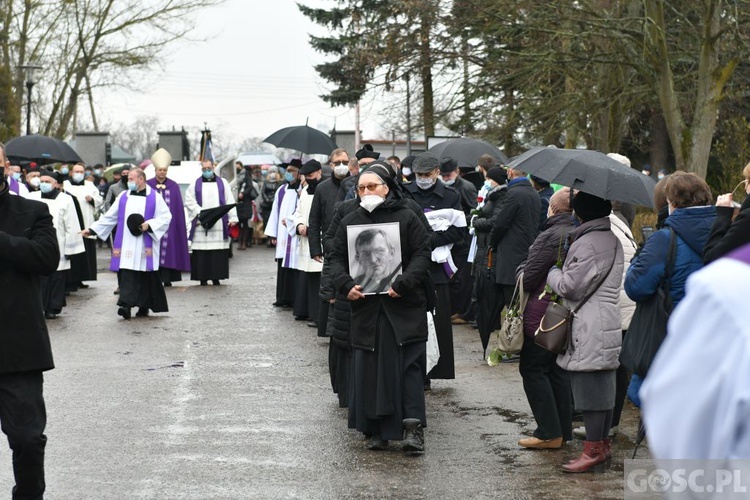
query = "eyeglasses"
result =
(357, 182, 384, 193)
(331, 160, 349, 166)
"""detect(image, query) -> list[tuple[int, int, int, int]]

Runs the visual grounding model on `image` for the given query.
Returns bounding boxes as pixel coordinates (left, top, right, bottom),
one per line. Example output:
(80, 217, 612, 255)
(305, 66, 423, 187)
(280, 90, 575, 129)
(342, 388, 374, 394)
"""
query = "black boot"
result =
(366, 434, 389, 451)
(402, 418, 424, 455)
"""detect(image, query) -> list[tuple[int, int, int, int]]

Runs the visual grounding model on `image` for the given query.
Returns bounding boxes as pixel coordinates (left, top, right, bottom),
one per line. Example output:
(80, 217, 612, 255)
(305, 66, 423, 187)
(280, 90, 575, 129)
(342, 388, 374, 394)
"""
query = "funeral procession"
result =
(2, 1, 750, 499)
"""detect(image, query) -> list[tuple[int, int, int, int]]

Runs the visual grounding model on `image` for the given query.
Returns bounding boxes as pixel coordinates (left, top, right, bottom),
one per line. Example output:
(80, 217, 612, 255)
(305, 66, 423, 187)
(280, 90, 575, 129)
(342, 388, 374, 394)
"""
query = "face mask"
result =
(202, 170, 214, 179)
(72, 173, 85, 183)
(94, 169, 102, 176)
(657, 174, 665, 181)
(443, 178, 456, 186)
(285, 172, 295, 183)
(11, 172, 21, 181)
(127, 181, 137, 192)
(306, 177, 320, 188)
(483, 180, 493, 191)
(61, 167, 69, 175)
(40, 182, 54, 194)
(402, 167, 412, 177)
(29, 177, 40, 188)
(416, 177, 436, 190)
(334, 165, 349, 177)
(360, 194, 385, 213)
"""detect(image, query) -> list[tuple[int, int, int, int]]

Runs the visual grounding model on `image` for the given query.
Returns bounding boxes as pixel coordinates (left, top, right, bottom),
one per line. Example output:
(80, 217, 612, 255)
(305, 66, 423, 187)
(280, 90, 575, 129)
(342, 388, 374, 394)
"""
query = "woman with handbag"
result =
(546, 192, 624, 473)
(516, 188, 575, 450)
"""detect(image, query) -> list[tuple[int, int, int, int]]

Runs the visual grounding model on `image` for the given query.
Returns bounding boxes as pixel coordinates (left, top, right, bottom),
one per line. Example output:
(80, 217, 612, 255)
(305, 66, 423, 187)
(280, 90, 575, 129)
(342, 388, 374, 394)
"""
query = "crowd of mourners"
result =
(263, 143, 750, 470)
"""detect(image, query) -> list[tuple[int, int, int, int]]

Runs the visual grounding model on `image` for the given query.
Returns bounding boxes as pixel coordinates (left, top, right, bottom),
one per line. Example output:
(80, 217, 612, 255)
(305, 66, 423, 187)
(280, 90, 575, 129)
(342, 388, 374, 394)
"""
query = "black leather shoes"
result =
(307, 321, 318, 328)
(200, 281, 208, 286)
(212, 280, 221, 286)
(367, 435, 389, 451)
(44, 312, 57, 320)
(402, 419, 425, 455)
(118, 307, 131, 320)
(135, 308, 149, 317)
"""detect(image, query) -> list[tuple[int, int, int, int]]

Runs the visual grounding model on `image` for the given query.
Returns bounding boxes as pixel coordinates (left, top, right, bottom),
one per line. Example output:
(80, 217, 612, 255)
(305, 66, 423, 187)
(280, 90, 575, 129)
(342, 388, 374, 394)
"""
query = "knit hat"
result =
(549, 187, 573, 215)
(485, 167, 507, 185)
(572, 191, 612, 222)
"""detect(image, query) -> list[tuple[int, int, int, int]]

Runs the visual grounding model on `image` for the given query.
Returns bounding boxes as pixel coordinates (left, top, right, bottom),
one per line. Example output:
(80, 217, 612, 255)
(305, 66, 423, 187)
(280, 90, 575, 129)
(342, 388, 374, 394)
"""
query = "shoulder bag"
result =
(535, 238, 618, 354)
(496, 272, 529, 355)
(619, 228, 677, 377)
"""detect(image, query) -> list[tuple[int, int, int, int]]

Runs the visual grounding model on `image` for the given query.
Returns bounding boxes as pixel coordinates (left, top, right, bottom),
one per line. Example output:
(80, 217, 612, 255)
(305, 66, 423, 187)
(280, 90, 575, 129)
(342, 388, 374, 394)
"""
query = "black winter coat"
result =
(404, 180, 468, 285)
(472, 185, 507, 263)
(490, 178, 541, 285)
(0, 186, 59, 374)
(703, 196, 750, 264)
(329, 197, 431, 350)
(308, 175, 350, 259)
(453, 176, 478, 219)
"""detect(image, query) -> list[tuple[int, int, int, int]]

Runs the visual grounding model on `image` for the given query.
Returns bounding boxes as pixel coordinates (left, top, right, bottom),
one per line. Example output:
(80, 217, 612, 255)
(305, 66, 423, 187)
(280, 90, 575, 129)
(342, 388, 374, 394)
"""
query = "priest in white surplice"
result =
(83, 168, 172, 319)
(29, 169, 85, 319)
(185, 160, 238, 286)
(64, 162, 102, 289)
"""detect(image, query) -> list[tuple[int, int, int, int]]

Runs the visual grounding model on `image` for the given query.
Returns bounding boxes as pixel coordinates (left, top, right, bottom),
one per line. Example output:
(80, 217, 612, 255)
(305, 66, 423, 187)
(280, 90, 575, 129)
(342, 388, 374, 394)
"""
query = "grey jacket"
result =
(547, 217, 624, 372)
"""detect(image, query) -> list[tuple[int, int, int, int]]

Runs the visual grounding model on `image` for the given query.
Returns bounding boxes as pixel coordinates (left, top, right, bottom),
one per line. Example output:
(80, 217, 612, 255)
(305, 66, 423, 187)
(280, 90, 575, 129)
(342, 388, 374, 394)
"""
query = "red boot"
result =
(562, 440, 607, 473)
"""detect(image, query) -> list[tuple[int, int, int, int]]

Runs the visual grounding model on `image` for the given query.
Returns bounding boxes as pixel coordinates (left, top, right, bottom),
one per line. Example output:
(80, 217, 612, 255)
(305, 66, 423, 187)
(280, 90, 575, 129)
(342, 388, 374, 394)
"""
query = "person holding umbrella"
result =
(185, 160, 238, 286)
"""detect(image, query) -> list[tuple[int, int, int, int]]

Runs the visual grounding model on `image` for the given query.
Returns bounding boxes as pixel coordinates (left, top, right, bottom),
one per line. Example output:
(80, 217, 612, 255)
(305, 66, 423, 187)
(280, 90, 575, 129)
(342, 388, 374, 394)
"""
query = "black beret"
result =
(401, 155, 416, 169)
(288, 159, 303, 169)
(355, 144, 380, 161)
(300, 159, 322, 175)
(127, 213, 146, 236)
(40, 169, 61, 183)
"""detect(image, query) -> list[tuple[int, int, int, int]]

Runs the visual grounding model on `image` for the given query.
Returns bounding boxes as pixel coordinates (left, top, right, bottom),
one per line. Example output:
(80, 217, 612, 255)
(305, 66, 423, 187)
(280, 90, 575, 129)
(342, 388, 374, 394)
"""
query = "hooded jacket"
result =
(548, 217, 624, 372)
(625, 205, 715, 306)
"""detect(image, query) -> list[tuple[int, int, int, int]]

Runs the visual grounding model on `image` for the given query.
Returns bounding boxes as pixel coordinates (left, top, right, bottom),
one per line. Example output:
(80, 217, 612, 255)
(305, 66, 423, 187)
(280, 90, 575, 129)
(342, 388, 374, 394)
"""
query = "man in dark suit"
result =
(0, 141, 60, 499)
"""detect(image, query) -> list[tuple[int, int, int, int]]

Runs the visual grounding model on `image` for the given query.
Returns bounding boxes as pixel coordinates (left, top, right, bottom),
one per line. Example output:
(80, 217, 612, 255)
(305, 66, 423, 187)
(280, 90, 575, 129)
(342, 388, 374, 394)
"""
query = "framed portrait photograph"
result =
(347, 222, 403, 295)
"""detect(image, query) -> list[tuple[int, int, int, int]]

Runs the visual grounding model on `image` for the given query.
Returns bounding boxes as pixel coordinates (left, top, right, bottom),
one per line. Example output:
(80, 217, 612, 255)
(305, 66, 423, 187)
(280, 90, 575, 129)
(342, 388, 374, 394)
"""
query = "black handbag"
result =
(620, 228, 677, 378)
(535, 239, 619, 355)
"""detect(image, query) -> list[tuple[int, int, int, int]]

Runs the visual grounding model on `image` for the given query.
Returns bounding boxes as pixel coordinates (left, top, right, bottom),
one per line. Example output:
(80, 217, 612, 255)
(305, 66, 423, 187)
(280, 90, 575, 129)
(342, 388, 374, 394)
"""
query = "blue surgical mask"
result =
(127, 181, 137, 191)
(72, 173, 85, 183)
(483, 180, 493, 191)
(39, 182, 54, 194)
(285, 172, 295, 183)
(94, 169, 102, 176)
(61, 167, 69, 175)
(202, 170, 214, 179)
(11, 172, 21, 181)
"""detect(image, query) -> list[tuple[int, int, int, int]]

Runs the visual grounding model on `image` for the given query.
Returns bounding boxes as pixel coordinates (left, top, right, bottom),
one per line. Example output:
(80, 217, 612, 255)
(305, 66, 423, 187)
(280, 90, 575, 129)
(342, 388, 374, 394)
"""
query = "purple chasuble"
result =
(190, 177, 228, 240)
(110, 189, 157, 272)
(147, 177, 191, 271)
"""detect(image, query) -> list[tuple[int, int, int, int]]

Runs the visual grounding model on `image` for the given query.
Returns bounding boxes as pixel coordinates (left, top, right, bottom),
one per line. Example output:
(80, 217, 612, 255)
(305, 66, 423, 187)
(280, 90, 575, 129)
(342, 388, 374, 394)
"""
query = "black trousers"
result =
(519, 336, 573, 441)
(0, 371, 46, 500)
(612, 330, 631, 428)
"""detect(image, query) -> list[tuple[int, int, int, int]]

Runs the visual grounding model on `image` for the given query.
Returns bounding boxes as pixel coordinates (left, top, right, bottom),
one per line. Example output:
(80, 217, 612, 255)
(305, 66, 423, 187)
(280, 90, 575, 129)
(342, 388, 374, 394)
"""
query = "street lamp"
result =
(17, 63, 41, 135)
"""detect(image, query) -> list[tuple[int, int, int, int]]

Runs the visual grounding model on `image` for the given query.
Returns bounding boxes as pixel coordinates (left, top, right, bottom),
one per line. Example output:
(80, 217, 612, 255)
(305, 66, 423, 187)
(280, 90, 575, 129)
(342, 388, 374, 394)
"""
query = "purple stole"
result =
(190, 177, 228, 240)
(110, 190, 157, 272)
(8, 176, 19, 194)
(728, 243, 750, 265)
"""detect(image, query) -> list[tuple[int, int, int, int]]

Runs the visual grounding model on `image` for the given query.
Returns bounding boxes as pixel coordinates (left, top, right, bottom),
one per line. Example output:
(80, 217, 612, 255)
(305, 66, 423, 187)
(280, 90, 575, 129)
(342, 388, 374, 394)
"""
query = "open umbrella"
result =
(198, 204, 237, 232)
(507, 147, 656, 207)
(262, 125, 338, 155)
(427, 138, 509, 170)
(6, 134, 83, 165)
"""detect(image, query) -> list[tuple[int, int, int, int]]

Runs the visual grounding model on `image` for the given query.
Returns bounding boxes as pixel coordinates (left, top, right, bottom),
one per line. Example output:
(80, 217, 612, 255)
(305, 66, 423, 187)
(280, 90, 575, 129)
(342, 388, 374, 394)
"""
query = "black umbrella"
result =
(507, 147, 656, 207)
(198, 204, 237, 232)
(427, 138, 509, 170)
(262, 125, 338, 155)
(475, 249, 504, 356)
(6, 134, 83, 165)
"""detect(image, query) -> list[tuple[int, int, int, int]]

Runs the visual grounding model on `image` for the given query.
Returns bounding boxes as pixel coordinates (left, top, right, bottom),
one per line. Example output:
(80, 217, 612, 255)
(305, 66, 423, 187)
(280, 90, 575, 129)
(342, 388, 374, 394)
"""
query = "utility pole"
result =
(405, 73, 412, 156)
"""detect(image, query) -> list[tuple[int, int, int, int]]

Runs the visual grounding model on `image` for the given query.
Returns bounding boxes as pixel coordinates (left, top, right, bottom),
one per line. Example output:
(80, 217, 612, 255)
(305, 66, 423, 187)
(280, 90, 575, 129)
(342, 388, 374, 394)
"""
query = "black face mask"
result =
(0, 166, 4, 180)
(306, 177, 320, 188)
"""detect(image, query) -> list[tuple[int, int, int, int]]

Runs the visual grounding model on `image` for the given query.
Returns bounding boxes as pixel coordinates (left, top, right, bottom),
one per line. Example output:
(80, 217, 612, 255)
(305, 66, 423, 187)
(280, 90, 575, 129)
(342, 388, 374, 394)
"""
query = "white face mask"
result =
(360, 194, 385, 213)
(402, 167, 412, 177)
(72, 172, 85, 183)
(443, 178, 456, 186)
(416, 177, 436, 190)
(29, 177, 41, 187)
(333, 165, 349, 177)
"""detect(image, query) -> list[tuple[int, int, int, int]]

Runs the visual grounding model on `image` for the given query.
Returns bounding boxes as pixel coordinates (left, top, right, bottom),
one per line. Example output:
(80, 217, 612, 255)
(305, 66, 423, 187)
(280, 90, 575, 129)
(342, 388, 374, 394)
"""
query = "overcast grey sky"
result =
(98, 0, 369, 145)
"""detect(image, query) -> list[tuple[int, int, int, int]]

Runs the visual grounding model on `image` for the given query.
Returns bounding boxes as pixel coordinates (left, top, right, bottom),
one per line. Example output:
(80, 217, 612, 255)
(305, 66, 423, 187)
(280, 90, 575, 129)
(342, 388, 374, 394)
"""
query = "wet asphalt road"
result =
(0, 245, 645, 499)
